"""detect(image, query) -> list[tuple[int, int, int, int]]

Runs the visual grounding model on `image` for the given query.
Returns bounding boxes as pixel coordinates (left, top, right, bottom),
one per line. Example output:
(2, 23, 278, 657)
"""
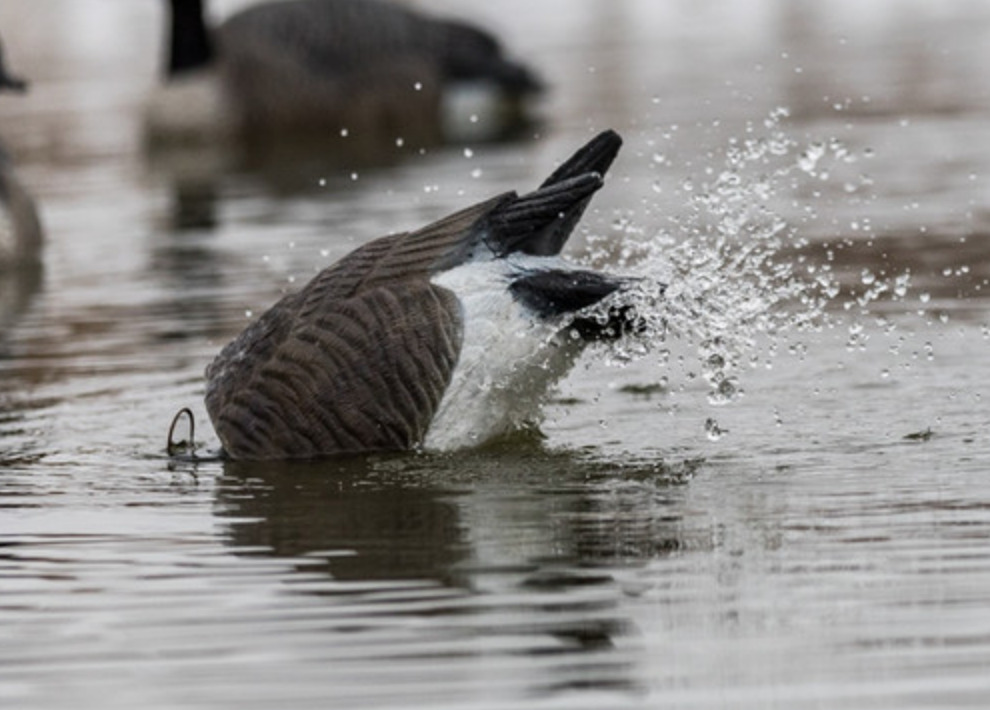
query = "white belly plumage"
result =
(424, 257, 583, 450)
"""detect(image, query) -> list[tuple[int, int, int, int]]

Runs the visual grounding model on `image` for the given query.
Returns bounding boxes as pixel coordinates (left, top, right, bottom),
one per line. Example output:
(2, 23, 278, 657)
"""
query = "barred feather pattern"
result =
(206, 280, 462, 459)
(204, 194, 508, 460)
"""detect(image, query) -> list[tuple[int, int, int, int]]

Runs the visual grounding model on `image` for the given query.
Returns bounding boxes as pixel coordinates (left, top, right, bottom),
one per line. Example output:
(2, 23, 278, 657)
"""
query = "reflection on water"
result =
(217, 446, 695, 581)
(220, 456, 470, 583)
(0, 261, 41, 340)
(212, 446, 696, 700)
(1, 1, 990, 708)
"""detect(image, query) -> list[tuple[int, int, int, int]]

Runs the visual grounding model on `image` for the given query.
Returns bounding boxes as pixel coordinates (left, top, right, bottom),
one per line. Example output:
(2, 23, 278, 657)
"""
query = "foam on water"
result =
(580, 109, 909, 420)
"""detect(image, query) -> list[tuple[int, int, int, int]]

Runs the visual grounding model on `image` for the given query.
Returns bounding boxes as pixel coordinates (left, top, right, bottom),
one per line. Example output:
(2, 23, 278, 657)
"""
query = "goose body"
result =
(0, 40, 42, 268)
(205, 130, 646, 460)
(148, 0, 542, 145)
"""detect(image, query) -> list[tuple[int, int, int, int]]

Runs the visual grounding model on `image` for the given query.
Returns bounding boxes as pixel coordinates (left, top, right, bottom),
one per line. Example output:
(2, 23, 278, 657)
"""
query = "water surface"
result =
(1, 1, 990, 708)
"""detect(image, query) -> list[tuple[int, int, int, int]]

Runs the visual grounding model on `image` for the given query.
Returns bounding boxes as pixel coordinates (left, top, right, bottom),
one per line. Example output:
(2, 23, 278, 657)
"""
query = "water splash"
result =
(582, 108, 907, 417)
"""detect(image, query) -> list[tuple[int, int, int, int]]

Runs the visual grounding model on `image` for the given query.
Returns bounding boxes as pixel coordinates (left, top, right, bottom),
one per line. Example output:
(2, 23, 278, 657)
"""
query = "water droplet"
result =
(797, 141, 825, 174)
(577, 108, 914, 441)
(413, 82, 423, 91)
(705, 418, 726, 441)
(340, 127, 349, 137)
(463, 147, 474, 158)
(395, 136, 404, 148)
(707, 377, 739, 406)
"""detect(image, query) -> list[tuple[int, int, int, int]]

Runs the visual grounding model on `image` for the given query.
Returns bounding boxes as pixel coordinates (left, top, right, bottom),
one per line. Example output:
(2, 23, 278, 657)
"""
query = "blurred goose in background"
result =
(205, 130, 648, 460)
(147, 0, 543, 150)
(0, 39, 42, 269)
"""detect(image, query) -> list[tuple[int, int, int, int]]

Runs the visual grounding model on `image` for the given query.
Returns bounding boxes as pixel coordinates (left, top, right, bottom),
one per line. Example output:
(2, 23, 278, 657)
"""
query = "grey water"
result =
(2, 1, 990, 708)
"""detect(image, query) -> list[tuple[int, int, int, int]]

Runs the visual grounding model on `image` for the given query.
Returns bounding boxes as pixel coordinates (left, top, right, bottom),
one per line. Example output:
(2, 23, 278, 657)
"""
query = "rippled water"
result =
(2, 1, 990, 708)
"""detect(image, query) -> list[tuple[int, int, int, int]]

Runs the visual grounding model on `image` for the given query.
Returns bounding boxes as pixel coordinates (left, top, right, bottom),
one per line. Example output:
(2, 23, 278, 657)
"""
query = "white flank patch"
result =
(424, 256, 584, 450)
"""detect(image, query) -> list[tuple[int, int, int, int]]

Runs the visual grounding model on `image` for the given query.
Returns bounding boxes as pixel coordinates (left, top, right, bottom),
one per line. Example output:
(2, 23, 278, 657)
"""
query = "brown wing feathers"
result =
(204, 195, 508, 459)
(204, 131, 624, 460)
(207, 280, 462, 459)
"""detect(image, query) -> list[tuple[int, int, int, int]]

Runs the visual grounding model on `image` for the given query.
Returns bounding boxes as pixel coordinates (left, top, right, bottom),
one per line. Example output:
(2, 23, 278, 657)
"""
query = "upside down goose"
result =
(206, 130, 652, 459)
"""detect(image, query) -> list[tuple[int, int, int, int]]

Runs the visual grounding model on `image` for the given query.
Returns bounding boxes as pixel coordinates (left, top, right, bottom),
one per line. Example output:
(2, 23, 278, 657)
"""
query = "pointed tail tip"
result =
(541, 128, 624, 189)
(595, 128, 623, 148)
(584, 128, 623, 167)
(580, 129, 623, 159)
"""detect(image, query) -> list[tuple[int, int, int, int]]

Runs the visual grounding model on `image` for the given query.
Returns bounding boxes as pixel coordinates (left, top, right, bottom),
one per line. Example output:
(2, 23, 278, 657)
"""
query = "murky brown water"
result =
(2, 1, 990, 708)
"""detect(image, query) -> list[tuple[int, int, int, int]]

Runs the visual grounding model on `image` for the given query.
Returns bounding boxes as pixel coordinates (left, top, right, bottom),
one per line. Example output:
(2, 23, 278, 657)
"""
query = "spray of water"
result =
(581, 108, 907, 429)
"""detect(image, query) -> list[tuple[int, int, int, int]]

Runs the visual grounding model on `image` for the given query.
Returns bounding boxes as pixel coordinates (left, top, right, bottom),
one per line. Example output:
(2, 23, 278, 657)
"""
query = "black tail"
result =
(485, 130, 622, 257)
(540, 130, 622, 188)
(487, 173, 602, 256)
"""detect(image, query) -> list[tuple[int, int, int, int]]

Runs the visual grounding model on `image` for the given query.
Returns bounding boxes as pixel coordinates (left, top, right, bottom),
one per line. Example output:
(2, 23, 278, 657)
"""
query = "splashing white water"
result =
(583, 108, 907, 415)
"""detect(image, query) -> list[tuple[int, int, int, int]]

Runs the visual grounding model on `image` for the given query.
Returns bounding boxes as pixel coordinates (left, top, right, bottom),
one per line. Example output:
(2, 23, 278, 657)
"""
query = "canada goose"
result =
(0, 40, 42, 268)
(205, 130, 650, 460)
(148, 0, 543, 147)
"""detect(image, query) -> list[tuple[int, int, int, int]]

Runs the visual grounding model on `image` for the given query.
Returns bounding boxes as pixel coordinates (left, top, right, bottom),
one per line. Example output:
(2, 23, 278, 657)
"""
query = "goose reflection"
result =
(216, 454, 469, 583)
(214, 446, 694, 696)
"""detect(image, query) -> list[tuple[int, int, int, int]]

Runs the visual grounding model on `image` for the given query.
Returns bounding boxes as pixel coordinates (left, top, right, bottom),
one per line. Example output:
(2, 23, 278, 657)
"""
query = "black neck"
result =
(168, 0, 214, 76)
